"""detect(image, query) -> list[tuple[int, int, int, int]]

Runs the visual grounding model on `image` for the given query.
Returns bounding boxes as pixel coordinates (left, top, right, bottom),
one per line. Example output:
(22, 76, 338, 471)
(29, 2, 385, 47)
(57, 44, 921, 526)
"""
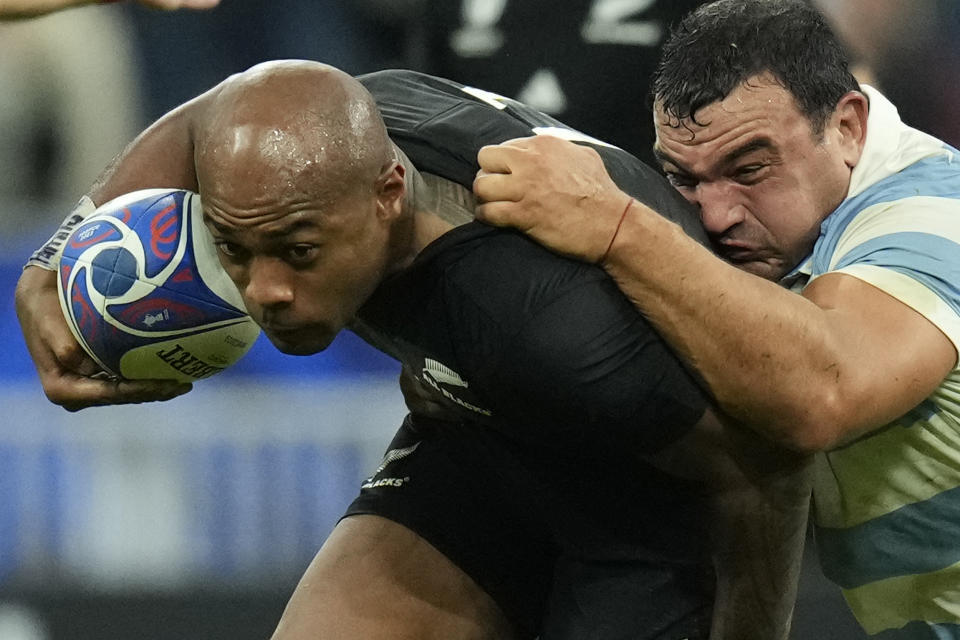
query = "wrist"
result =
(24, 195, 97, 271)
(598, 197, 635, 265)
(599, 198, 683, 273)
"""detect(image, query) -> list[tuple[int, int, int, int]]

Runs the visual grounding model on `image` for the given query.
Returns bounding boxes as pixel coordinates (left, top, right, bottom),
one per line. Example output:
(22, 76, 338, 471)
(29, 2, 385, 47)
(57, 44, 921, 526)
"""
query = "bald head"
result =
(195, 60, 395, 218)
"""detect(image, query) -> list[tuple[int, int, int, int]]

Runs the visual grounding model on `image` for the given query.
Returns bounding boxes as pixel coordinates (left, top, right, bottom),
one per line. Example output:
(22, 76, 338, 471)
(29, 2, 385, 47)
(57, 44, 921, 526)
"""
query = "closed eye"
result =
(732, 164, 767, 184)
(665, 170, 697, 189)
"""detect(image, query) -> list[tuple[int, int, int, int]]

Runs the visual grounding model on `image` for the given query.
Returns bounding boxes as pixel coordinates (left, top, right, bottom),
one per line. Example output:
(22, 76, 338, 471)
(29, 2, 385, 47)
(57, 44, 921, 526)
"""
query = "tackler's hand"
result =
(474, 135, 634, 264)
(15, 267, 191, 411)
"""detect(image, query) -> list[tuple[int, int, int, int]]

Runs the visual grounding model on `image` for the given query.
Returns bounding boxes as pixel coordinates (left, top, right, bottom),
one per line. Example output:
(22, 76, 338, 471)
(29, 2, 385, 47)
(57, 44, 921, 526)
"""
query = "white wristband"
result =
(24, 196, 98, 271)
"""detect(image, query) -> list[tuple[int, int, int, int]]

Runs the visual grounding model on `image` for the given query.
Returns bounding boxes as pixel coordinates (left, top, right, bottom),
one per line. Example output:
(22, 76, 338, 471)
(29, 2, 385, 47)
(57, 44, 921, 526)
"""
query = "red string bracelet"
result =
(599, 197, 635, 264)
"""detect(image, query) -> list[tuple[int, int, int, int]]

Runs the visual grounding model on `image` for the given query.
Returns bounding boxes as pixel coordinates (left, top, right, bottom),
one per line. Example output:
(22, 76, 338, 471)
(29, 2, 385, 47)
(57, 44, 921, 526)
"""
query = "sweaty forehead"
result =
(201, 120, 352, 179)
(202, 202, 330, 240)
(655, 74, 797, 133)
(653, 76, 808, 164)
(198, 126, 364, 222)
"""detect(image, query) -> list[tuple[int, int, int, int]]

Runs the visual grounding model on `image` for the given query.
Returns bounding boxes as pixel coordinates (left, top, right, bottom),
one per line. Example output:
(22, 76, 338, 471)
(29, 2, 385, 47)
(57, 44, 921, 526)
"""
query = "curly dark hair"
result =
(652, 0, 860, 134)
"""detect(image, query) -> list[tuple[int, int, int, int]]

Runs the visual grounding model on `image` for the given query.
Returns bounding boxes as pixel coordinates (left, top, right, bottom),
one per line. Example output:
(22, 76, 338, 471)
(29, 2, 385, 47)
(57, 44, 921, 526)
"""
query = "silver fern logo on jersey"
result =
(361, 442, 419, 490)
(421, 358, 492, 417)
(424, 358, 469, 387)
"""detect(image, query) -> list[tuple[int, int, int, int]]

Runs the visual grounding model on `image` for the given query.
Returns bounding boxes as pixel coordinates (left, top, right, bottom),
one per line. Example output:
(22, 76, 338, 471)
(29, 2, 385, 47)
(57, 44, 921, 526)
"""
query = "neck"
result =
(393, 144, 475, 266)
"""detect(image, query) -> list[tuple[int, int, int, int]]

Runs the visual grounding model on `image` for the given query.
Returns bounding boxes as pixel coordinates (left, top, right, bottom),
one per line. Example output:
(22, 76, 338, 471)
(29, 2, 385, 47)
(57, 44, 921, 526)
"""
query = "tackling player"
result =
(16, 61, 809, 639)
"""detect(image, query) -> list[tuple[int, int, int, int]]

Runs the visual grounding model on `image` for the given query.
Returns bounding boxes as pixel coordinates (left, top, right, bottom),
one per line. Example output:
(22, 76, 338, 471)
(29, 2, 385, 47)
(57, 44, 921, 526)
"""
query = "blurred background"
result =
(0, 1, 956, 638)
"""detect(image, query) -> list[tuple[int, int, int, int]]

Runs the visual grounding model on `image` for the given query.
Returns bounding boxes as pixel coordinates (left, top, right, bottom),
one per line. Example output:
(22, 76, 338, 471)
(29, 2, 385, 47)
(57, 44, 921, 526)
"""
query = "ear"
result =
(831, 91, 869, 169)
(375, 160, 406, 221)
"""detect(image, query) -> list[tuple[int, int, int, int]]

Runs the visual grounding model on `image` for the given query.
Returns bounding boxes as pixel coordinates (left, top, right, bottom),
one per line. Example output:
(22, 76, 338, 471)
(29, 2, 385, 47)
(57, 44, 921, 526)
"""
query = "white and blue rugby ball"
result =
(57, 188, 260, 382)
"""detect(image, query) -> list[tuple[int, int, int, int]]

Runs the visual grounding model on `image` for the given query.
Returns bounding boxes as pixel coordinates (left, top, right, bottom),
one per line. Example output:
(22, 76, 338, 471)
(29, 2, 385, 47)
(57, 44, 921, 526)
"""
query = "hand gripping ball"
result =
(57, 189, 260, 382)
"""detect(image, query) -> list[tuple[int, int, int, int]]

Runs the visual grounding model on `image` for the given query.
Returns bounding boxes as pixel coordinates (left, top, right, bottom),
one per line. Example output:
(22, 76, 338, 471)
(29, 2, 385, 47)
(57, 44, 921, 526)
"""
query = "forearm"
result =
(601, 204, 853, 450)
(23, 99, 201, 274)
(648, 412, 811, 639)
(87, 100, 201, 206)
(707, 459, 811, 640)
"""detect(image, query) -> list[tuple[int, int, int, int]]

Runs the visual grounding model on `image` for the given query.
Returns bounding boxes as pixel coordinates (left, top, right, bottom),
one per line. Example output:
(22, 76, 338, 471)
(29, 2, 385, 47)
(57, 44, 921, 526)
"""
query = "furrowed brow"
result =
(261, 219, 317, 238)
(721, 138, 775, 166)
(203, 213, 317, 238)
(653, 145, 692, 174)
(203, 214, 235, 235)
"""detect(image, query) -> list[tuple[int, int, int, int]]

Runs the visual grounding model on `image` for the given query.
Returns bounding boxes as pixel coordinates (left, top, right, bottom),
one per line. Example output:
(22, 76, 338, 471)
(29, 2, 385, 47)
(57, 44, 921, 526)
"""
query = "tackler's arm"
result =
(647, 411, 812, 640)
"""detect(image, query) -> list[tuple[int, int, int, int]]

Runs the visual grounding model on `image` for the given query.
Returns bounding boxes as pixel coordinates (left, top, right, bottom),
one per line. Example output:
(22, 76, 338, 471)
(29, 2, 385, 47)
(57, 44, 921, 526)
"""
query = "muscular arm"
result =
(15, 77, 209, 409)
(485, 255, 810, 640)
(602, 207, 955, 451)
(650, 412, 811, 640)
(16, 59, 375, 409)
(475, 136, 956, 452)
(91, 98, 202, 201)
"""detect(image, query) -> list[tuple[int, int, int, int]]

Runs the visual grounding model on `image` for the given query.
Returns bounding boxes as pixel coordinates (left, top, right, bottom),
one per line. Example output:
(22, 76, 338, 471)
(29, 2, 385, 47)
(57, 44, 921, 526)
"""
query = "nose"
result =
(690, 182, 747, 236)
(244, 256, 294, 309)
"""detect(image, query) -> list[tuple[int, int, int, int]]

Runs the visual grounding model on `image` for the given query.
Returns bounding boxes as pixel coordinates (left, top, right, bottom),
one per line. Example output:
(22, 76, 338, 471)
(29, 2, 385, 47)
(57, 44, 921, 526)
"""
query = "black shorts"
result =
(344, 415, 714, 639)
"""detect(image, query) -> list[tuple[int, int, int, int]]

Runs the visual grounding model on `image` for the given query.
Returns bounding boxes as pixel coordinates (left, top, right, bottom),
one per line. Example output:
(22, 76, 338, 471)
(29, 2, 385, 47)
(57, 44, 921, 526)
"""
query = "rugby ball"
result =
(57, 188, 260, 382)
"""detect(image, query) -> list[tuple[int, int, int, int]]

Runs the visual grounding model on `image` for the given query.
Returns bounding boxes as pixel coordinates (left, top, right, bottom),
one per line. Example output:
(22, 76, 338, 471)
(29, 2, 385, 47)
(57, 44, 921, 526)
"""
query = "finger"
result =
(477, 143, 524, 175)
(47, 331, 103, 377)
(26, 328, 102, 389)
(473, 171, 525, 204)
(110, 377, 193, 403)
(475, 200, 523, 228)
(498, 136, 540, 149)
(54, 375, 193, 412)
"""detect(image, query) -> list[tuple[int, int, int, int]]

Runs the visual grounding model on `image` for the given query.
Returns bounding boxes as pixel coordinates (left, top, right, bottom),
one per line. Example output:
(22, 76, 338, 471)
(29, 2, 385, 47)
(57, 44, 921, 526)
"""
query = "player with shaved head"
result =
(16, 61, 809, 639)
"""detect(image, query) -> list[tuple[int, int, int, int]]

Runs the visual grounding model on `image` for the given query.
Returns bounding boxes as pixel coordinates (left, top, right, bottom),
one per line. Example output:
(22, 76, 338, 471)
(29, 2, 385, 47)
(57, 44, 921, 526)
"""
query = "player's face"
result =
(201, 184, 397, 356)
(654, 74, 859, 281)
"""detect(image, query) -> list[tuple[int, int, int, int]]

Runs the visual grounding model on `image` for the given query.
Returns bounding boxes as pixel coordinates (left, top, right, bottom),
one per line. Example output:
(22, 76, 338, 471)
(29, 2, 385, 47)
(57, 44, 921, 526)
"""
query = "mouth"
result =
(721, 249, 759, 264)
(716, 247, 755, 263)
(260, 321, 335, 354)
(713, 238, 763, 264)
(261, 323, 313, 342)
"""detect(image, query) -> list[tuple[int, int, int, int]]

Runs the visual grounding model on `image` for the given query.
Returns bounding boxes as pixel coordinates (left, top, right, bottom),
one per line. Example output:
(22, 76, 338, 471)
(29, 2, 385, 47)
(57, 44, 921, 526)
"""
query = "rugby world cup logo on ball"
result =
(57, 188, 260, 382)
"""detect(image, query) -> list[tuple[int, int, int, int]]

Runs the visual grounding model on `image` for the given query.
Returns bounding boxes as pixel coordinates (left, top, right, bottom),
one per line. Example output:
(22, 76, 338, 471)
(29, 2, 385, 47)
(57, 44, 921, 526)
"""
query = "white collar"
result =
(848, 86, 949, 199)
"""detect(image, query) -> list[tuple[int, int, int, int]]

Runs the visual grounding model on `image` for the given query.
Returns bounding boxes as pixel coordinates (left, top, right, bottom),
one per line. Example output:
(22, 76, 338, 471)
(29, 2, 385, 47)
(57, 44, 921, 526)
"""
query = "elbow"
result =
(766, 390, 851, 454)
(777, 424, 834, 455)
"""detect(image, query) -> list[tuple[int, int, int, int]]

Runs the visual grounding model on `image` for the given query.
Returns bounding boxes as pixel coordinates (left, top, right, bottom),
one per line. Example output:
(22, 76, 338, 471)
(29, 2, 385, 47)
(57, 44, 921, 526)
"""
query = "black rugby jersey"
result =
(354, 70, 710, 457)
(348, 72, 715, 637)
(358, 69, 709, 247)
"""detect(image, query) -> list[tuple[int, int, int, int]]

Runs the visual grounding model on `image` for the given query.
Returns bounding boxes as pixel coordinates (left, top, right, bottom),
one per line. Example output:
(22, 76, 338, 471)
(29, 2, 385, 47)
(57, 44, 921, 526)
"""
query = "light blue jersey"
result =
(787, 87, 960, 637)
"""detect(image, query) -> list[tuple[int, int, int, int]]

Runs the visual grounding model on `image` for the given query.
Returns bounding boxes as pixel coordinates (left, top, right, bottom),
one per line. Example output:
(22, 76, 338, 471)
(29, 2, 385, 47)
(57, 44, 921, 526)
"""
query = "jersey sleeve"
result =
(480, 268, 709, 454)
(814, 194, 960, 356)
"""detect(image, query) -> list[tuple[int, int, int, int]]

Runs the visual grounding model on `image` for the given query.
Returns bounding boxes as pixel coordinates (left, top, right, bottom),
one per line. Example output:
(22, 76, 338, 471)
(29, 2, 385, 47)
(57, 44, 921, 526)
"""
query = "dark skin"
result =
(192, 69, 519, 639)
(16, 61, 810, 639)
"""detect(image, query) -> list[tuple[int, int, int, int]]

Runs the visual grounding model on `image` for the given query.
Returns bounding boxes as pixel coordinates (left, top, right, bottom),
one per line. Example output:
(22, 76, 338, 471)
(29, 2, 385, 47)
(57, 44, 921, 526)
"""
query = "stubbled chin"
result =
(732, 259, 787, 282)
